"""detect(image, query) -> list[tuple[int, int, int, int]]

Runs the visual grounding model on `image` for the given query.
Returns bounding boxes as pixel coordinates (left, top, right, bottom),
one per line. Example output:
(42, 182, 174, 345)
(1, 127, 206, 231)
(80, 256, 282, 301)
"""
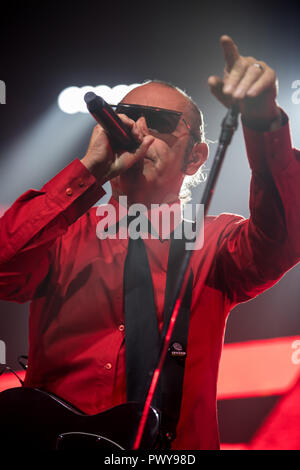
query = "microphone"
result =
(84, 92, 140, 152)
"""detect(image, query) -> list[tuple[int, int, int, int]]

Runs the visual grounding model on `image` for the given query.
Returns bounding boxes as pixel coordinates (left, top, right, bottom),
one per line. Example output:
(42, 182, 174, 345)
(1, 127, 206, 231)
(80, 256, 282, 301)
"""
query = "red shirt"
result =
(0, 119, 299, 450)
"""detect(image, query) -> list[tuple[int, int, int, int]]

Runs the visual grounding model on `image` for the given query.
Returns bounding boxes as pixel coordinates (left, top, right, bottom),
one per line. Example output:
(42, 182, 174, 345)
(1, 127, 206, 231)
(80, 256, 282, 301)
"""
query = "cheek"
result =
(160, 148, 185, 176)
(147, 139, 187, 179)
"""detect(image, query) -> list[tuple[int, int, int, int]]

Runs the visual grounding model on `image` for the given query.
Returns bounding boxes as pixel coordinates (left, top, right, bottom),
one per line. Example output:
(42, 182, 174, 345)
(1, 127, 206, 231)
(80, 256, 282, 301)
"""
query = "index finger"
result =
(117, 113, 135, 129)
(220, 35, 241, 71)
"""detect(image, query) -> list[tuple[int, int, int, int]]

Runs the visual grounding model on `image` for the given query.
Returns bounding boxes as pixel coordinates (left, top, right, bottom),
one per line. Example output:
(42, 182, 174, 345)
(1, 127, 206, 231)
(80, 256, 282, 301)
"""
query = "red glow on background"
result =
(0, 370, 26, 392)
(218, 335, 300, 399)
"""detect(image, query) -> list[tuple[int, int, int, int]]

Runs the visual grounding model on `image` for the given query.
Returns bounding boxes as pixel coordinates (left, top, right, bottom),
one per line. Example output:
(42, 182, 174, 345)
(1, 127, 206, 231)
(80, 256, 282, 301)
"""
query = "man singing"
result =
(0, 36, 299, 450)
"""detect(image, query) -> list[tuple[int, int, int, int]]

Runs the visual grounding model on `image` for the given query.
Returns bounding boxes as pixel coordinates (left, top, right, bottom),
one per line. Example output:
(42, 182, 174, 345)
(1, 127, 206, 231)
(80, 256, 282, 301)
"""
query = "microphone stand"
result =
(132, 104, 240, 450)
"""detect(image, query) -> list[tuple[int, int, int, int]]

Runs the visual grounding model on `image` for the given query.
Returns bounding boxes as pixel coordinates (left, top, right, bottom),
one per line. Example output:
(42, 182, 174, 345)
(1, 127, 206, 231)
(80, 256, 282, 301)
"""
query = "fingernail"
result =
(247, 88, 256, 97)
(223, 84, 232, 93)
(233, 89, 243, 98)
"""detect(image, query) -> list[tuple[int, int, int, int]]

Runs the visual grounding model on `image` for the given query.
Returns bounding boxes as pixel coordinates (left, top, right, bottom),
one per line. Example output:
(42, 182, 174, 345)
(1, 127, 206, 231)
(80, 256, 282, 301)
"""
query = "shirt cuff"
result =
(242, 110, 295, 174)
(42, 158, 105, 224)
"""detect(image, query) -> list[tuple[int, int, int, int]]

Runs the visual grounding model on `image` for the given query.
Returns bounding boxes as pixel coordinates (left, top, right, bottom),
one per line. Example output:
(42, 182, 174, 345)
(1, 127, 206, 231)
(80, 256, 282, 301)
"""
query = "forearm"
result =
(0, 159, 104, 301)
(243, 111, 300, 258)
(242, 105, 283, 132)
(216, 114, 300, 305)
(0, 159, 103, 264)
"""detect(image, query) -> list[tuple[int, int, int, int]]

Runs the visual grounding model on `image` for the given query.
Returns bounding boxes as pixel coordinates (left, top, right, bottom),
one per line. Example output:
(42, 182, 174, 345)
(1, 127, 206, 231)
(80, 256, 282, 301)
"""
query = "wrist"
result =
(242, 106, 282, 132)
(80, 155, 109, 185)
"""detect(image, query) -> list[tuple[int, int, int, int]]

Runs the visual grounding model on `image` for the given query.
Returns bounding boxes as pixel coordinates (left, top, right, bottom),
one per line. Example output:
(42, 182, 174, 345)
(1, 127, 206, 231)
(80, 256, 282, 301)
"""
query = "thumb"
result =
(130, 135, 155, 165)
(116, 135, 155, 172)
(135, 135, 155, 158)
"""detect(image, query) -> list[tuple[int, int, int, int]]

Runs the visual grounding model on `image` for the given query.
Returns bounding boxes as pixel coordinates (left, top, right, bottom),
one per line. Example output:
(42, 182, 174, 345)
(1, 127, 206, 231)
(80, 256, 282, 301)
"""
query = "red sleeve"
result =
(215, 113, 300, 306)
(0, 159, 104, 303)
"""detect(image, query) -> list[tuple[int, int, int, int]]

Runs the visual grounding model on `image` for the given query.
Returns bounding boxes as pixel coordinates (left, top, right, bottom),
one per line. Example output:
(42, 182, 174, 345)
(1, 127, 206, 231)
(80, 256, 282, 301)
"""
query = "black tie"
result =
(123, 235, 160, 403)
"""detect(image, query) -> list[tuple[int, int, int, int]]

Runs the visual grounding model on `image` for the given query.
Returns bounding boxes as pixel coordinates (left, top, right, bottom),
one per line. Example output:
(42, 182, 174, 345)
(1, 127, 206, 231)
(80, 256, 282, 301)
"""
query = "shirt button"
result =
(78, 179, 85, 187)
(65, 187, 73, 196)
(105, 362, 112, 370)
(118, 324, 125, 332)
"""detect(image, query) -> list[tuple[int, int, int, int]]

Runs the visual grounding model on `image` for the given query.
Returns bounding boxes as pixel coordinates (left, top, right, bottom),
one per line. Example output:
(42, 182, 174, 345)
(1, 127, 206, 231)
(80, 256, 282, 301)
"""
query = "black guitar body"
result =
(0, 387, 160, 450)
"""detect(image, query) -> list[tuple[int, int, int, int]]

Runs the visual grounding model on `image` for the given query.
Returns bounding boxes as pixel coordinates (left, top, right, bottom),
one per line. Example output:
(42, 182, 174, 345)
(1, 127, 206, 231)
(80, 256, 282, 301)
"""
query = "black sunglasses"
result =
(112, 102, 195, 137)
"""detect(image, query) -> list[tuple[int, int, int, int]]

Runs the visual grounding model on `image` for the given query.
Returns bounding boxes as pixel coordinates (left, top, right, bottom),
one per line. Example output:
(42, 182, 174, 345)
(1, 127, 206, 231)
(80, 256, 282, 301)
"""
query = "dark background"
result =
(0, 0, 300, 445)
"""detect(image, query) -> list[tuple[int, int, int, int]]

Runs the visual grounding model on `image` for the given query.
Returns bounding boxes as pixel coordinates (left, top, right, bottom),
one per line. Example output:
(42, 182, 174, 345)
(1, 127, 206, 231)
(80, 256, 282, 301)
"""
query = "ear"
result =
(184, 142, 208, 176)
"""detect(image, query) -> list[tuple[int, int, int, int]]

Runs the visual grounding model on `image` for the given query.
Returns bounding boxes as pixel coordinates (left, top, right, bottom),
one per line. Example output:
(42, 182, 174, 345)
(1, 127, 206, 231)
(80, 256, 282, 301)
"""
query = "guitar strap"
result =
(159, 231, 194, 446)
(124, 219, 194, 447)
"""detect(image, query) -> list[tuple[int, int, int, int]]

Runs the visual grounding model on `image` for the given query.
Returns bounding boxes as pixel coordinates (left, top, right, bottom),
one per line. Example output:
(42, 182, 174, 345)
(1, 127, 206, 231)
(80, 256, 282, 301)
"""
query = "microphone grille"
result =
(84, 92, 96, 104)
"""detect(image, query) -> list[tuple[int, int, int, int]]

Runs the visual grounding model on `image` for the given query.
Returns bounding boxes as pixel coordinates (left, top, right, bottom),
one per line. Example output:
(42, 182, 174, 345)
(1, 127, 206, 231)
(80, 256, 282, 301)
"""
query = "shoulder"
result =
(204, 212, 245, 230)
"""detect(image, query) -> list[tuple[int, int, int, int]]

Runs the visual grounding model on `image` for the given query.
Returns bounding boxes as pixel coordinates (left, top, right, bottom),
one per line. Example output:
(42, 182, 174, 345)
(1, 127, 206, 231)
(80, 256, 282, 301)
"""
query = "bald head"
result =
(122, 81, 204, 143)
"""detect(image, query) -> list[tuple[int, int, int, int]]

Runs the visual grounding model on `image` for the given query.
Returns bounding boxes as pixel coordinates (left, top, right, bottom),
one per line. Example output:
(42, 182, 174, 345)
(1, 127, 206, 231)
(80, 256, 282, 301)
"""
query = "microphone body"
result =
(84, 92, 139, 152)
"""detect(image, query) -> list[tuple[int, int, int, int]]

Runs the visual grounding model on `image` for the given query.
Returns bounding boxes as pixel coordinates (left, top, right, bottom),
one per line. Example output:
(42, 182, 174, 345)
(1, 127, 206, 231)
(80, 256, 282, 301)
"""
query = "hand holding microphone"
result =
(84, 92, 140, 152)
(80, 92, 154, 184)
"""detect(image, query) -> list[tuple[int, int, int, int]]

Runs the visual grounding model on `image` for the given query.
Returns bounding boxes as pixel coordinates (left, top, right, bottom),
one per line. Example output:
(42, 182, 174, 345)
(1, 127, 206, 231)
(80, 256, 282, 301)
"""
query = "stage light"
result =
(94, 85, 113, 103)
(57, 84, 141, 114)
(57, 86, 82, 114)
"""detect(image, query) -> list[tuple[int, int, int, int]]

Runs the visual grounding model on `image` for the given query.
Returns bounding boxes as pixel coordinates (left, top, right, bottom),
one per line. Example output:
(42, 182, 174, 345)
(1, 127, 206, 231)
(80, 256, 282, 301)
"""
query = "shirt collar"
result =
(97, 195, 185, 240)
